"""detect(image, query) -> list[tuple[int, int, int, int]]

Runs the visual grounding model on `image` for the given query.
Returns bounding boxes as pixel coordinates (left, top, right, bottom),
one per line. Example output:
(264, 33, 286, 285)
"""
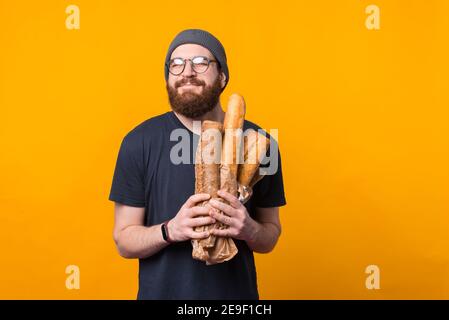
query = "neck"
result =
(173, 103, 225, 135)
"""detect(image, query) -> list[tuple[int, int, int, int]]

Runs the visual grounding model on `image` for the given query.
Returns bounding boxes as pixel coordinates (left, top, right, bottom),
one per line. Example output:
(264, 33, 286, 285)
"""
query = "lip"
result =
(179, 84, 201, 90)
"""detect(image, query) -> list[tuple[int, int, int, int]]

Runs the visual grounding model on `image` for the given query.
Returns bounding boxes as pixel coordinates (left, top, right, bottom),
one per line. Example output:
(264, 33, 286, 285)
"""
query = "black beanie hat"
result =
(164, 29, 229, 91)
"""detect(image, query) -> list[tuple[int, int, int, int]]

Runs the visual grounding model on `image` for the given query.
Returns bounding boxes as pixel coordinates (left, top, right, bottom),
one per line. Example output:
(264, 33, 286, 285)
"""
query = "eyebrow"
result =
(171, 55, 214, 60)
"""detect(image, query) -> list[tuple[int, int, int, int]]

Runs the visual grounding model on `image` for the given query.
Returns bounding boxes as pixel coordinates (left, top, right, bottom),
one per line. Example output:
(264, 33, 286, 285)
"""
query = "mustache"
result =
(174, 78, 206, 89)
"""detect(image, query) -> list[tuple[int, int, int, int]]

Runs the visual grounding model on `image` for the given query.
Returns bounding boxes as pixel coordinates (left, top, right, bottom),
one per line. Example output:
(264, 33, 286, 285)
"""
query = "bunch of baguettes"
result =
(191, 93, 270, 265)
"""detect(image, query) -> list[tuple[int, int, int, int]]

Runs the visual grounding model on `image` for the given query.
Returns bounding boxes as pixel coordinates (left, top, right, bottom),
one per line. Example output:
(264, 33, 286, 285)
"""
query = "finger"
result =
(210, 210, 236, 227)
(190, 230, 210, 239)
(210, 228, 234, 238)
(189, 216, 216, 227)
(209, 199, 237, 216)
(183, 193, 210, 209)
(189, 206, 211, 217)
(217, 190, 242, 209)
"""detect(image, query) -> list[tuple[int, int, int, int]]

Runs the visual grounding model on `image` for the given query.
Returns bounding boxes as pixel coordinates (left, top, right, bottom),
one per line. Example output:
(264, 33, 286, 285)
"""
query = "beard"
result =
(166, 76, 222, 119)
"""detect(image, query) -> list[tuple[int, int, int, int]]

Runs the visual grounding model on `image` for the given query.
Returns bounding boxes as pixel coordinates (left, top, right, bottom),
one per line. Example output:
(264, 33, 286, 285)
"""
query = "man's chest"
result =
(143, 140, 197, 221)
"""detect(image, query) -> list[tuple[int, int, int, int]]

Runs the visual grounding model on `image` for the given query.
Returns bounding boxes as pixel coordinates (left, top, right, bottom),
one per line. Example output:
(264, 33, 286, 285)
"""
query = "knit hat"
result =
(164, 29, 229, 91)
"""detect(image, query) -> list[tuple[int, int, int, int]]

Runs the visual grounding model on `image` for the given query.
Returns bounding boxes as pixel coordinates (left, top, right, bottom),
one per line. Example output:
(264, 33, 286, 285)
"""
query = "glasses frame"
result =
(167, 55, 218, 76)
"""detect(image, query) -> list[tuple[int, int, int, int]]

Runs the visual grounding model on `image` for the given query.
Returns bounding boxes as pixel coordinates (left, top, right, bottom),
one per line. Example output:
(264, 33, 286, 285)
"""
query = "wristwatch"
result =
(161, 220, 173, 243)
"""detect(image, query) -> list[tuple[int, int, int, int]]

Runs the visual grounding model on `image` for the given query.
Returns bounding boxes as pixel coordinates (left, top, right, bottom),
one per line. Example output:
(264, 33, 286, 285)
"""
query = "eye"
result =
(171, 58, 184, 66)
(192, 56, 208, 65)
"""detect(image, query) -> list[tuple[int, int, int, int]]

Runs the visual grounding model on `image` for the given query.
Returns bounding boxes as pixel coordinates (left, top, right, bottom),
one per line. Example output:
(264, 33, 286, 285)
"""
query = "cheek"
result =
(202, 74, 217, 87)
(167, 76, 177, 88)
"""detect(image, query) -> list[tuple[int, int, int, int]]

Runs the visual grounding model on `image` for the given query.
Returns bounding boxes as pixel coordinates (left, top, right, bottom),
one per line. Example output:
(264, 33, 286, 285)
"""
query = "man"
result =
(109, 29, 286, 299)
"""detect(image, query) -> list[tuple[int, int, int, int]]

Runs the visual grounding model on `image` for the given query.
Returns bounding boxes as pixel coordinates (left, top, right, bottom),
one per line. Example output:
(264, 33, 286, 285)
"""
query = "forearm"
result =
(245, 220, 281, 254)
(115, 224, 169, 259)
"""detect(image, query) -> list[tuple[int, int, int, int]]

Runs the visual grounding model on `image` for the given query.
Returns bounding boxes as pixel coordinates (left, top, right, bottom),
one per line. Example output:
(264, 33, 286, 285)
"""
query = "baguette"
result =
(191, 120, 222, 262)
(203, 94, 246, 263)
(206, 94, 246, 248)
(238, 129, 270, 186)
(237, 129, 270, 203)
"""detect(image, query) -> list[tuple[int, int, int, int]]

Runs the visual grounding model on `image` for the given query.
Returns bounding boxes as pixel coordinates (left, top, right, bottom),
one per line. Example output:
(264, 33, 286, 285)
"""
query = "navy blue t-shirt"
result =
(108, 111, 286, 299)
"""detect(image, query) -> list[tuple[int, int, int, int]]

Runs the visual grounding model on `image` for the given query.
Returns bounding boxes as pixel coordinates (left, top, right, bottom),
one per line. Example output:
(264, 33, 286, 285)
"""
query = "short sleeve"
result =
(108, 132, 146, 207)
(251, 143, 287, 208)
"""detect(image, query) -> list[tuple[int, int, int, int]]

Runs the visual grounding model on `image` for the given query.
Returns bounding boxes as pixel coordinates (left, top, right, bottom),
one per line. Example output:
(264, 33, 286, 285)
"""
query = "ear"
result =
(220, 72, 227, 89)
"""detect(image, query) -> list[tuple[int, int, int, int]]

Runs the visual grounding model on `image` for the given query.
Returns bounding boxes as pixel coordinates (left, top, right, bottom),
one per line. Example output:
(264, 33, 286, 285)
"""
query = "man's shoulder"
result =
(129, 112, 171, 134)
(123, 112, 171, 142)
(243, 119, 261, 132)
(243, 118, 281, 164)
(243, 119, 276, 141)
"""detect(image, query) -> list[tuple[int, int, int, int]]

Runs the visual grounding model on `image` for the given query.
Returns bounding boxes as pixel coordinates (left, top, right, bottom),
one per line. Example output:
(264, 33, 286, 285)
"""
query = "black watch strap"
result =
(161, 221, 172, 243)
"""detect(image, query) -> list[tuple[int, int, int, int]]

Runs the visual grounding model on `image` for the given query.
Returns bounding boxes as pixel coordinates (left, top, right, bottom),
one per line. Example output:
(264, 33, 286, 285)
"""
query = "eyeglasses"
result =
(167, 56, 218, 76)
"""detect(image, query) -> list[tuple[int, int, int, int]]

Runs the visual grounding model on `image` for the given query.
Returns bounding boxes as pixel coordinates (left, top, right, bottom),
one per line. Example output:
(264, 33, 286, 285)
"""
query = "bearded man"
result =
(109, 29, 286, 300)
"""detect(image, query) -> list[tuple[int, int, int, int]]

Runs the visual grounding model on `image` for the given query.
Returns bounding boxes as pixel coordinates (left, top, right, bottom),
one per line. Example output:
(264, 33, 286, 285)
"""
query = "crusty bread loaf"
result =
(220, 94, 246, 195)
(192, 120, 223, 262)
(238, 129, 270, 187)
(202, 94, 245, 264)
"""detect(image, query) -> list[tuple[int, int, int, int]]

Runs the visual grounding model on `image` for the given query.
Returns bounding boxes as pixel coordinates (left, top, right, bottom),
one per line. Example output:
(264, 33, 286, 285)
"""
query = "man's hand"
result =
(168, 193, 217, 242)
(208, 189, 258, 242)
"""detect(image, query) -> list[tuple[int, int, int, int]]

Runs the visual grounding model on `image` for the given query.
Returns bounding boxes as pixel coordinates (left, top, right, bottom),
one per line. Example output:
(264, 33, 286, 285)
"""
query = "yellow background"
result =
(0, 0, 448, 299)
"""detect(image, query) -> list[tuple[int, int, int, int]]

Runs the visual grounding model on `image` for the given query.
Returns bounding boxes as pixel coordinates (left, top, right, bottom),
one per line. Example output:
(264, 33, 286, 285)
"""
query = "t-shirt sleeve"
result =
(108, 132, 146, 207)
(251, 142, 287, 208)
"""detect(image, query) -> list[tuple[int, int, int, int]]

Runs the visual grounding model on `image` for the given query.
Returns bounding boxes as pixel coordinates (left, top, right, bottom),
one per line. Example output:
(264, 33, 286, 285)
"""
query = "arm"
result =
(245, 206, 281, 253)
(113, 193, 215, 259)
(113, 203, 169, 259)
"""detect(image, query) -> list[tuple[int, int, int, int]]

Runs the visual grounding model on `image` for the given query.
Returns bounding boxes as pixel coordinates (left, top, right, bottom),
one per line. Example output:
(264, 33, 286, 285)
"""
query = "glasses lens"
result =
(169, 58, 184, 75)
(192, 56, 209, 73)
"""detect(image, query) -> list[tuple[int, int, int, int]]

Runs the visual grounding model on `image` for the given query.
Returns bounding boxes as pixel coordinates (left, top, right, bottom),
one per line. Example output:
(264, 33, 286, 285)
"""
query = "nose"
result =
(182, 60, 195, 78)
